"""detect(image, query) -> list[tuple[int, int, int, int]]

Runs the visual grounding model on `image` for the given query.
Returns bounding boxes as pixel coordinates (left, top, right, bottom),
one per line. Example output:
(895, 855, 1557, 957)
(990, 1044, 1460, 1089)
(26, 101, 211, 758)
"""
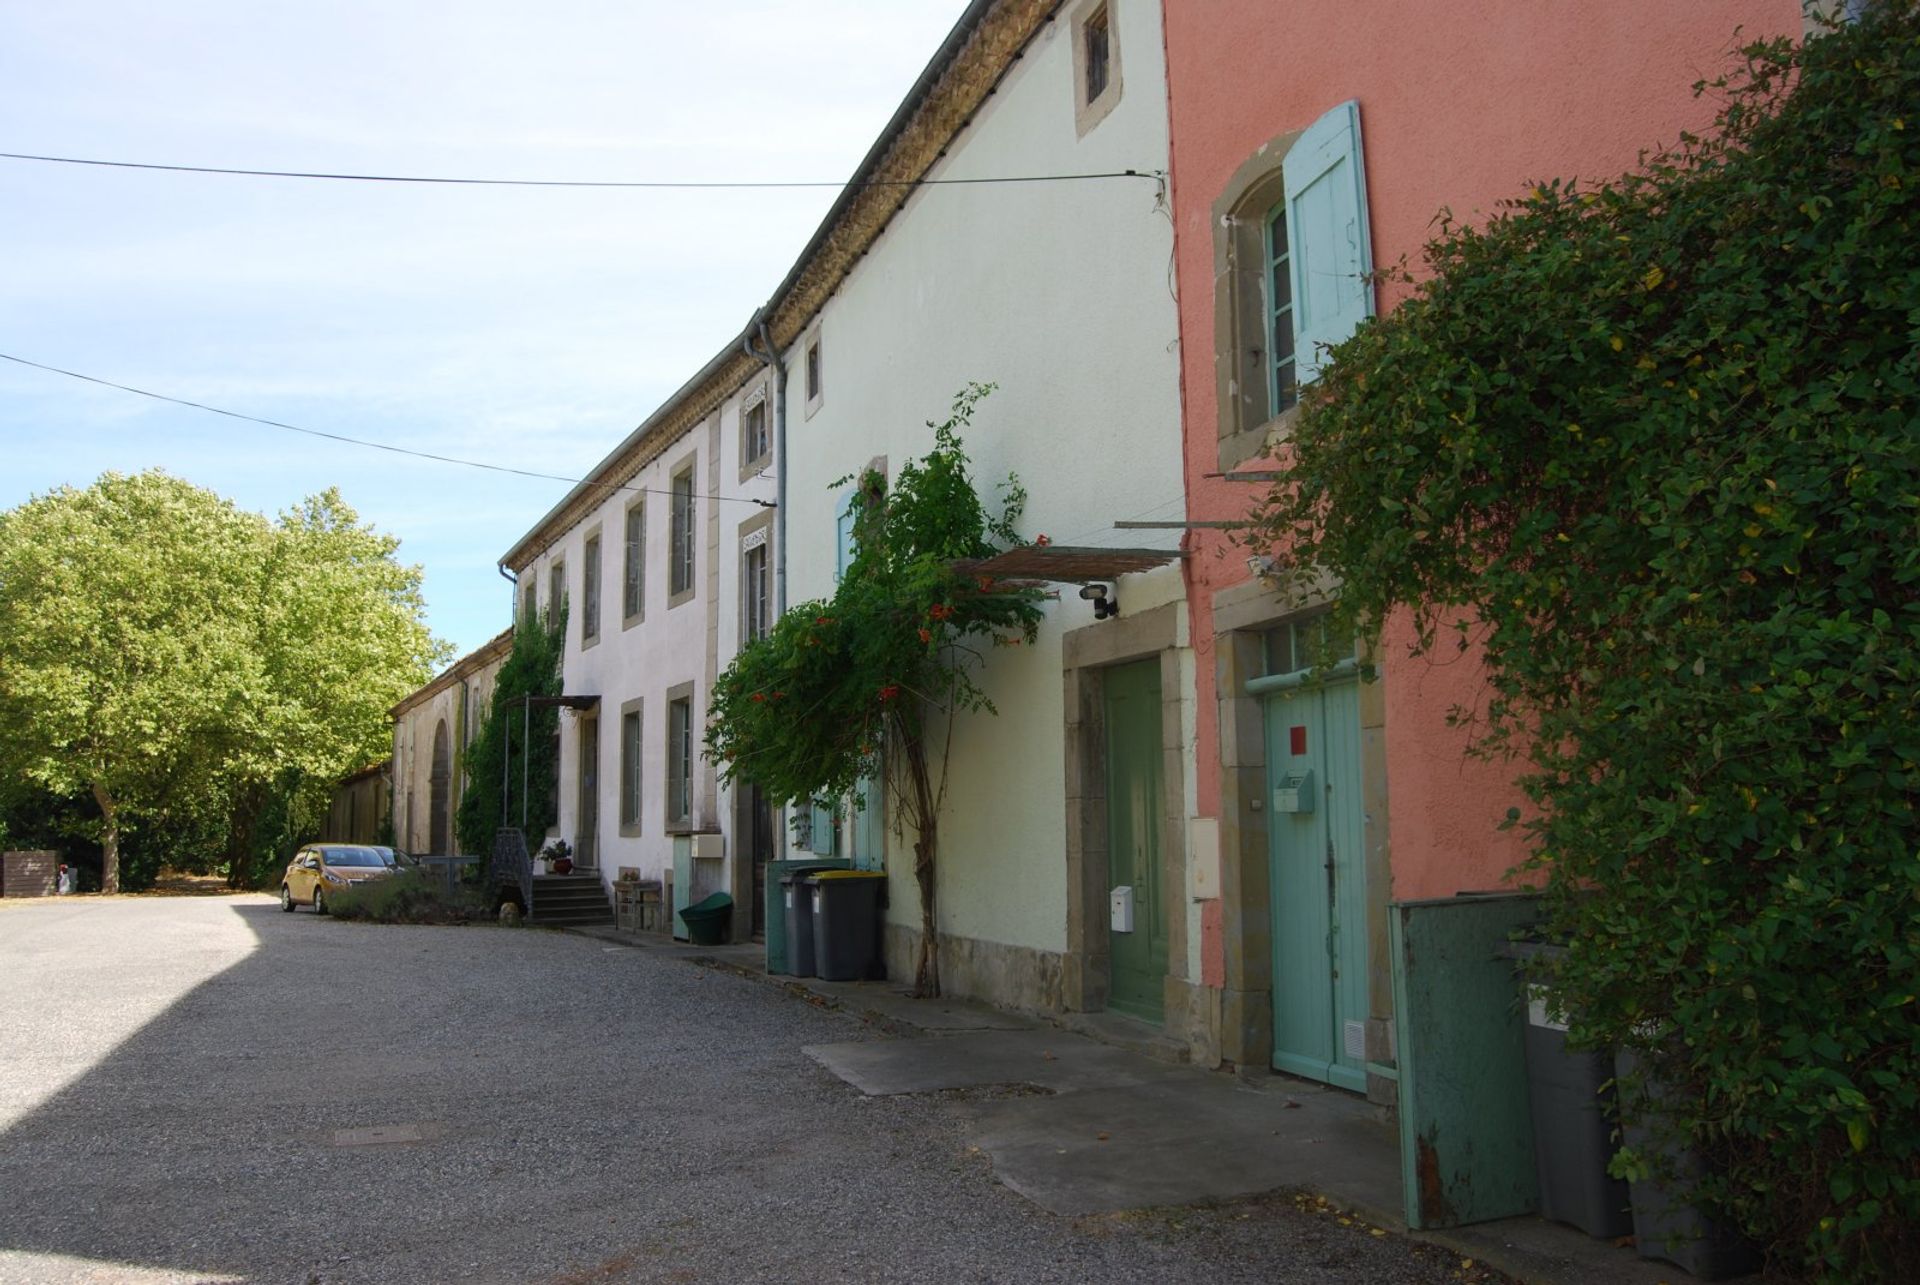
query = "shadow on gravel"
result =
(0, 900, 1525, 1285)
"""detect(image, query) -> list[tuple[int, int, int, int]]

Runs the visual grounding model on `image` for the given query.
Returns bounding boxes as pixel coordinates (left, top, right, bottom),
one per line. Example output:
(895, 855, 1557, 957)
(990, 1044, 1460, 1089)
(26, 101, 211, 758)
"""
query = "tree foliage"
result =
(455, 604, 565, 861)
(0, 471, 443, 890)
(1247, 10, 1920, 1277)
(705, 385, 1044, 995)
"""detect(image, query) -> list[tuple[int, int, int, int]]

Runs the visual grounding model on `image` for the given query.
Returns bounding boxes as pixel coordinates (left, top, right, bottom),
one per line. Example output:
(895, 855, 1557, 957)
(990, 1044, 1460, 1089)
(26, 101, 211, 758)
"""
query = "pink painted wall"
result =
(1165, 1, 1803, 908)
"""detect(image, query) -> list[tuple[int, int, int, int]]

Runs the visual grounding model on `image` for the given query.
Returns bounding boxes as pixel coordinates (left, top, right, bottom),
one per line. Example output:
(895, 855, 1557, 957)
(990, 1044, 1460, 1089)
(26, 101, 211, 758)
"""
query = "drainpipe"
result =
(497, 561, 519, 622)
(496, 563, 518, 829)
(743, 311, 788, 614)
(743, 312, 789, 854)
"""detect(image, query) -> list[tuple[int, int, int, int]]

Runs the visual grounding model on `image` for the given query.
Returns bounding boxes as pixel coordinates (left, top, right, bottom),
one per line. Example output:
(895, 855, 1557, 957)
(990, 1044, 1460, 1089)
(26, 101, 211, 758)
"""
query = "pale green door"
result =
(1266, 679, 1369, 1091)
(1105, 659, 1167, 1023)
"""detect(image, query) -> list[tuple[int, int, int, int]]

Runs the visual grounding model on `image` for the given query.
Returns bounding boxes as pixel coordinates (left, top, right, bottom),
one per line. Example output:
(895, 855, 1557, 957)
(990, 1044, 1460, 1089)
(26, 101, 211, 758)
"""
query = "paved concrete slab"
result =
(806, 1028, 1186, 1096)
(963, 1074, 1402, 1219)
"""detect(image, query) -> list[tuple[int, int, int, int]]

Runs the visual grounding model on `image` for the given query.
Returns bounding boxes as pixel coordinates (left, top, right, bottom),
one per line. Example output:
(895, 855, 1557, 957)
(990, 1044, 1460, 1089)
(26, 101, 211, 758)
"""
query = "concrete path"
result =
(779, 972, 1706, 1285)
(807, 1029, 1402, 1219)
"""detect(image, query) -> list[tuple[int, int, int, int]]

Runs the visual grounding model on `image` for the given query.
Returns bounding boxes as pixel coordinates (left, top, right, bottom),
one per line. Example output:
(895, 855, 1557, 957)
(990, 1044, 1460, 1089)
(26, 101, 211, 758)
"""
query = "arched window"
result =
(429, 719, 452, 855)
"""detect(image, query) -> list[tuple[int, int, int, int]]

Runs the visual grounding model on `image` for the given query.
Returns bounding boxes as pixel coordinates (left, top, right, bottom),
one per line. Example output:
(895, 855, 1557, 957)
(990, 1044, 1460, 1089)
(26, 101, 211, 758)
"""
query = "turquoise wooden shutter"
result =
(1284, 100, 1375, 387)
(834, 496, 857, 583)
(809, 800, 836, 855)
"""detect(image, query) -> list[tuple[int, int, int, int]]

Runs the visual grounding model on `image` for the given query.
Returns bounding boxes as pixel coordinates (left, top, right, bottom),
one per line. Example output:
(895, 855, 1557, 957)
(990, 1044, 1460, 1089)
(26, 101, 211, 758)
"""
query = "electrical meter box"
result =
(1110, 885, 1135, 934)
(1273, 768, 1316, 814)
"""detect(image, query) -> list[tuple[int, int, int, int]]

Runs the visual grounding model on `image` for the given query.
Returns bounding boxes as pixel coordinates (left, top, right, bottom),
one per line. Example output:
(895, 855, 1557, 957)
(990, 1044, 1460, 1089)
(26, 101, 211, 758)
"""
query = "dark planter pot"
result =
(552, 858, 573, 875)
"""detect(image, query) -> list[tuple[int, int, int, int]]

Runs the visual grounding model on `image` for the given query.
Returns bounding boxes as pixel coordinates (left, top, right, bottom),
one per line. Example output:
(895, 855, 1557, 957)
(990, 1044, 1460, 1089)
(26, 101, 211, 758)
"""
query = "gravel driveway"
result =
(0, 896, 1501, 1283)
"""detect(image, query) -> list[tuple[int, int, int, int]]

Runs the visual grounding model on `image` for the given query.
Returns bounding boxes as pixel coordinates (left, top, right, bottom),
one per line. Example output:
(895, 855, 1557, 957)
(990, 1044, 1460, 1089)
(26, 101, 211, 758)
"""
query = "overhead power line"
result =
(0, 150, 1162, 191)
(0, 350, 774, 508)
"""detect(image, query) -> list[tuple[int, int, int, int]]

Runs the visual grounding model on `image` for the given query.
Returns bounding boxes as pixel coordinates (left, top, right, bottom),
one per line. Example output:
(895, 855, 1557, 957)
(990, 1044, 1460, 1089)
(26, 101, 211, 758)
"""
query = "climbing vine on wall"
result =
(705, 384, 1045, 997)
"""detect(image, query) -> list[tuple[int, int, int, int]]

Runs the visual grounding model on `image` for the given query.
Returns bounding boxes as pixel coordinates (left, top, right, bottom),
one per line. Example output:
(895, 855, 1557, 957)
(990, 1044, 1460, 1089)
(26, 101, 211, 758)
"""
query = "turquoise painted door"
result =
(1105, 659, 1167, 1023)
(1266, 679, 1369, 1091)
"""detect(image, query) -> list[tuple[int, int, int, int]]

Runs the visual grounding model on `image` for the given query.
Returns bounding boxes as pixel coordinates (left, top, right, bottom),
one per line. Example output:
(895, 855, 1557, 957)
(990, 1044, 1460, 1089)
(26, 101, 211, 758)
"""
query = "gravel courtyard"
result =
(0, 896, 1496, 1283)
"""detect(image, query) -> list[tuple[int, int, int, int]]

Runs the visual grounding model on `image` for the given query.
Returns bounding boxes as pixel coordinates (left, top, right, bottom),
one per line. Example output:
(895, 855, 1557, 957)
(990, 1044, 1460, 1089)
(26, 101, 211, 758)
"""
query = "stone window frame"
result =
(580, 526, 603, 650)
(1212, 133, 1305, 473)
(1069, 0, 1123, 138)
(667, 453, 698, 610)
(738, 381, 773, 482)
(617, 696, 644, 837)
(663, 681, 696, 834)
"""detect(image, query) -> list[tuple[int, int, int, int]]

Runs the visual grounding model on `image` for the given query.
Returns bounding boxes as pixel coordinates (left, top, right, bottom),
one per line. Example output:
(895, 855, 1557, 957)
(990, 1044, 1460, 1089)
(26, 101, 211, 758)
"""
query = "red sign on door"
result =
(1290, 725, 1307, 755)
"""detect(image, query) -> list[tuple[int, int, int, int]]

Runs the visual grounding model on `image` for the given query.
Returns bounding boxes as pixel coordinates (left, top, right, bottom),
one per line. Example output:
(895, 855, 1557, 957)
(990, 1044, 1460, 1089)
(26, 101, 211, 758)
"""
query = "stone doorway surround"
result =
(1210, 576, 1398, 1104)
(1061, 601, 1195, 1045)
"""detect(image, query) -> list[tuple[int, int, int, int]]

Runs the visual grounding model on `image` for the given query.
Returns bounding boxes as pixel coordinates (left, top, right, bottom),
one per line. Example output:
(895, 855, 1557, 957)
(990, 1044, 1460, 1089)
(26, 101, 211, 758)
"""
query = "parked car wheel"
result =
(280, 885, 294, 913)
(314, 889, 328, 916)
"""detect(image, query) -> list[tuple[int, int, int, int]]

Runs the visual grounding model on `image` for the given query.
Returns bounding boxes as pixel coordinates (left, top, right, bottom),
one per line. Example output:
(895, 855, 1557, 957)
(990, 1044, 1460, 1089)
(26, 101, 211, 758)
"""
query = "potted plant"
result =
(540, 840, 573, 877)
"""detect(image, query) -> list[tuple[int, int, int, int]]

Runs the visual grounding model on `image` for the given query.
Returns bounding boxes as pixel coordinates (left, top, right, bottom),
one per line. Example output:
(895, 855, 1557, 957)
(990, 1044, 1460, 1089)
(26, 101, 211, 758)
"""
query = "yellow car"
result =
(279, 843, 402, 914)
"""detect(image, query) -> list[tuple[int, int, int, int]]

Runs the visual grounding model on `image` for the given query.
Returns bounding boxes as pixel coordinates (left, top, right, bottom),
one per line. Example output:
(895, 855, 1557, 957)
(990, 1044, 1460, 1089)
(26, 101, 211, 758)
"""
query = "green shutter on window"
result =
(1284, 99, 1374, 387)
(835, 496, 857, 583)
(809, 800, 836, 855)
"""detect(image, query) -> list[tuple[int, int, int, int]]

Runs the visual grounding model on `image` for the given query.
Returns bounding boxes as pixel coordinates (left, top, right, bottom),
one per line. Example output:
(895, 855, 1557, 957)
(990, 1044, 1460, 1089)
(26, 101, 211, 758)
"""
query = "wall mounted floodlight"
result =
(1079, 583, 1120, 620)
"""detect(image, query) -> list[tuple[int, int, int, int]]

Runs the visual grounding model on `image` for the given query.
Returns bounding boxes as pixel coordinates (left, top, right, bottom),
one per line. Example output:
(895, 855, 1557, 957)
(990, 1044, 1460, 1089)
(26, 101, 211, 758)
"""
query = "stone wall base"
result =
(883, 923, 1065, 1016)
(1165, 976, 1224, 1067)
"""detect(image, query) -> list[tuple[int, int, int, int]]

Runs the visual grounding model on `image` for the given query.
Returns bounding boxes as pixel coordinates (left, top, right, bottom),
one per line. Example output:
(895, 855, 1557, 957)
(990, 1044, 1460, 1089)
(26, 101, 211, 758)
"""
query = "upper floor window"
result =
(581, 533, 601, 644)
(741, 396, 771, 476)
(1213, 100, 1374, 470)
(520, 583, 536, 628)
(1071, 0, 1122, 136)
(1083, 5, 1110, 101)
(805, 339, 823, 405)
(669, 463, 696, 605)
(548, 560, 566, 621)
(622, 501, 645, 623)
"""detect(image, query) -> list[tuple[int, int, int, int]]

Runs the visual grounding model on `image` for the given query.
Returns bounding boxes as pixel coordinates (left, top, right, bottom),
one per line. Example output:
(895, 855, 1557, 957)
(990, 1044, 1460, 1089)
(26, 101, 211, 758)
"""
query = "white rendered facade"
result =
(773, 0, 1188, 1010)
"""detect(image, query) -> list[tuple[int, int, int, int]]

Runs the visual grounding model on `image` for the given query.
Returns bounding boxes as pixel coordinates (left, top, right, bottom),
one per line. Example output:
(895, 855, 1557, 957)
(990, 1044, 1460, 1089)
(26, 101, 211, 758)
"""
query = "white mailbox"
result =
(1274, 767, 1316, 814)
(1110, 885, 1135, 934)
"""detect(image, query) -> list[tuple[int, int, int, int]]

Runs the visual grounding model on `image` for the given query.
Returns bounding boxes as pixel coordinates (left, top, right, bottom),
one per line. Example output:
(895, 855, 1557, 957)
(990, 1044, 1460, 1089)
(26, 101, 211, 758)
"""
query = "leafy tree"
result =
(456, 603, 566, 861)
(1247, 10, 1919, 1277)
(706, 385, 1044, 996)
(223, 489, 444, 887)
(0, 472, 444, 892)
(0, 472, 271, 891)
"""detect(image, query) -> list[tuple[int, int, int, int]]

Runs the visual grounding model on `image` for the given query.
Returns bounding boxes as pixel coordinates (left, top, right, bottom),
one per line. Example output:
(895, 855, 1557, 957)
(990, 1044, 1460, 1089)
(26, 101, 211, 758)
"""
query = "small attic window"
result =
(1084, 6, 1110, 103)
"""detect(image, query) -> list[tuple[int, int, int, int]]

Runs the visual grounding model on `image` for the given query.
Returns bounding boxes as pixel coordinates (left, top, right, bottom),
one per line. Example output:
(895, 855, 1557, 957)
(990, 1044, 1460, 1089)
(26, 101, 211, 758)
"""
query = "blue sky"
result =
(1, 1, 963, 657)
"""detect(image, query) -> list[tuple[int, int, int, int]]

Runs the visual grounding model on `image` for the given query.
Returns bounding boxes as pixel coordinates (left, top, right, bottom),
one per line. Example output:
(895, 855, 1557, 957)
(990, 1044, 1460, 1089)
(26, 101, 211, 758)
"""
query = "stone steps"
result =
(530, 874, 613, 927)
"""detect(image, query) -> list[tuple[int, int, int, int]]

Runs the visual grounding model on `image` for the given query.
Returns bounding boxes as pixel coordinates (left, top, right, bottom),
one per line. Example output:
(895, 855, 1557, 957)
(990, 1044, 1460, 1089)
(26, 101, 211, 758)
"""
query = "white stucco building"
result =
(502, 348, 780, 937)
(761, 0, 1197, 1041)
(500, 0, 1207, 1052)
